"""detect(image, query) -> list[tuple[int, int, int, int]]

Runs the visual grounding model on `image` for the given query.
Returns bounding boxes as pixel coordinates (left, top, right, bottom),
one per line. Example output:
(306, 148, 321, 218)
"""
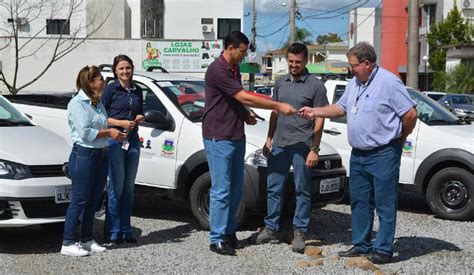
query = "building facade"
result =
(0, 0, 243, 92)
(380, 0, 473, 90)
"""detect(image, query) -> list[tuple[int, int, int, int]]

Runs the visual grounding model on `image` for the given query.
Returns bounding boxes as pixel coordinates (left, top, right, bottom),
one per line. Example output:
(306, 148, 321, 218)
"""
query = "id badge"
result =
(351, 105, 358, 114)
(121, 140, 130, 151)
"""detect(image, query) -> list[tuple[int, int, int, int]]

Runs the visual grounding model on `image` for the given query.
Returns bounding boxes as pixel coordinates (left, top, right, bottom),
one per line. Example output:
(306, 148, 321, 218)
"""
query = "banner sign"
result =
(142, 40, 223, 72)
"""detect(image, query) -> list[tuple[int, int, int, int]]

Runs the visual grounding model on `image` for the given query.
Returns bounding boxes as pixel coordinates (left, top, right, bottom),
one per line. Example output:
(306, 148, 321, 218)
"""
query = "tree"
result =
(0, 0, 111, 95)
(282, 27, 312, 49)
(445, 61, 474, 93)
(427, 4, 472, 90)
(316, 32, 342, 45)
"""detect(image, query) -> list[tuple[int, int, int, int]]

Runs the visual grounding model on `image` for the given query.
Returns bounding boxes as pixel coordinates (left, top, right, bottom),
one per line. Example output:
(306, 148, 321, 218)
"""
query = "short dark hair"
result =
(112, 54, 135, 80)
(224, 31, 250, 49)
(347, 42, 377, 63)
(287, 43, 308, 59)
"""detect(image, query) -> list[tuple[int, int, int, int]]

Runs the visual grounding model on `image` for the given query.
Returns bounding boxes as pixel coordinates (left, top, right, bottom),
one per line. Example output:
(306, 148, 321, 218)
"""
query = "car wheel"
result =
(426, 167, 474, 220)
(189, 172, 247, 230)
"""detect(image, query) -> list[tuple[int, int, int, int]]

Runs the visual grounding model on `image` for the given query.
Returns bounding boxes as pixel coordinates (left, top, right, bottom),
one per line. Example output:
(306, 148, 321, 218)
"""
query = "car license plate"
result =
(55, 186, 72, 204)
(319, 178, 340, 194)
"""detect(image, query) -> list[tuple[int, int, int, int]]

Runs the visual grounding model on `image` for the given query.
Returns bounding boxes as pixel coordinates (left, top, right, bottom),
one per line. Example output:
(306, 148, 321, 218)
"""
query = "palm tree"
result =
(282, 27, 313, 48)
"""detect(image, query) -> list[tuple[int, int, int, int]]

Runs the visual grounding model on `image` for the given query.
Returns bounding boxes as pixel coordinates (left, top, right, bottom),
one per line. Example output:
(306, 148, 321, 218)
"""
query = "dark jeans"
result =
(264, 146, 312, 233)
(63, 144, 108, 246)
(349, 139, 403, 256)
(105, 132, 140, 240)
(203, 138, 245, 244)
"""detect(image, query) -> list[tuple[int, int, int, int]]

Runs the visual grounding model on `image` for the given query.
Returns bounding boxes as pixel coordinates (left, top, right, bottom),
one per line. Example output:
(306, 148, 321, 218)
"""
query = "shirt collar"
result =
(218, 53, 239, 72)
(356, 65, 379, 87)
(114, 79, 136, 91)
(76, 89, 91, 102)
(285, 68, 310, 83)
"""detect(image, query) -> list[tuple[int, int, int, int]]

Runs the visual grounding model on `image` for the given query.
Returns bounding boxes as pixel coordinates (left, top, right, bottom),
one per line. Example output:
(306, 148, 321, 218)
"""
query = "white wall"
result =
(1, 38, 143, 93)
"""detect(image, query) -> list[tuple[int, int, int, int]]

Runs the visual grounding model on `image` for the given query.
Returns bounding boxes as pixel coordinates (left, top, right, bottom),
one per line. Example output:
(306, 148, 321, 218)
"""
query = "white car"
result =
(0, 95, 71, 228)
(323, 80, 474, 221)
(8, 69, 347, 229)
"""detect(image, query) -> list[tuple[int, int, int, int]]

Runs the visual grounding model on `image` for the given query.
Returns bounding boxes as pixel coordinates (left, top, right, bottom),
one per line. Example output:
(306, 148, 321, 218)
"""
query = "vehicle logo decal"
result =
(324, 160, 331, 170)
(161, 138, 175, 157)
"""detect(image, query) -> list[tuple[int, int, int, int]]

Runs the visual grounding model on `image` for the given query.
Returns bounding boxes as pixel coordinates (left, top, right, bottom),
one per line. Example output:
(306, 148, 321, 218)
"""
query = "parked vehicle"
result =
(322, 80, 474, 220)
(0, 95, 71, 228)
(422, 91, 446, 101)
(438, 93, 474, 121)
(7, 69, 347, 229)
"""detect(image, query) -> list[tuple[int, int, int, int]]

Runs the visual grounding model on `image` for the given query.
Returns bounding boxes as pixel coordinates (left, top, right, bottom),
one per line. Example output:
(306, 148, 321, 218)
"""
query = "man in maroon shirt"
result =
(203, 31, 296, 256)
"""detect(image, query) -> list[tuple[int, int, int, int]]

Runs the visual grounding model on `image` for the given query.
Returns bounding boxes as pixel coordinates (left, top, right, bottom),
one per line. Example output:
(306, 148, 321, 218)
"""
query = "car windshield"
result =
(407, 88, 461, 125)
(0, 96, 33, 126)
(154, 80, 206, 121)
(427, 93, 445, 101)
(451, 95, 472, 105)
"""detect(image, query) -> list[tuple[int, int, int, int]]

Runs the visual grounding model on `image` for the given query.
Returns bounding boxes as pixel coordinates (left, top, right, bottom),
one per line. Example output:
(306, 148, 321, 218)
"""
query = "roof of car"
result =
(102, 70, 203, 82)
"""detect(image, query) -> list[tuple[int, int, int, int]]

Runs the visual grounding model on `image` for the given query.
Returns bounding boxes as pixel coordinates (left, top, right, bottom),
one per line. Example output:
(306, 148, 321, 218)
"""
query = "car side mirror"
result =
(143, 110, 174, 131)
(444, 101, 449, 105)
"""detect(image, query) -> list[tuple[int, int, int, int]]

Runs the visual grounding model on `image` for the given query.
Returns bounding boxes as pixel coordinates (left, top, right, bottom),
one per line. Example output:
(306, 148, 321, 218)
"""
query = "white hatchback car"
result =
(0, 95, 71, 228)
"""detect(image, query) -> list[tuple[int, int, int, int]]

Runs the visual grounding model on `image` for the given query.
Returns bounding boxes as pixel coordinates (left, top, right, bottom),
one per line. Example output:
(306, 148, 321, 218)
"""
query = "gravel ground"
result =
(0, 191, 472, 274)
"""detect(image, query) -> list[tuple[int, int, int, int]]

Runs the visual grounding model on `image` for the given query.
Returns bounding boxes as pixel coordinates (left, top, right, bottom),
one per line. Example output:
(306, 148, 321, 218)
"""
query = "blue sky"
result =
(243, 0, 381, 52)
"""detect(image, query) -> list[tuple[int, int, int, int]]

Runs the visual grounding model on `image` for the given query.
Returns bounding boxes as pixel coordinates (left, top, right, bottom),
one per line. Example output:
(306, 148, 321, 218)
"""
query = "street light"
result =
(422, 55, 429, 91)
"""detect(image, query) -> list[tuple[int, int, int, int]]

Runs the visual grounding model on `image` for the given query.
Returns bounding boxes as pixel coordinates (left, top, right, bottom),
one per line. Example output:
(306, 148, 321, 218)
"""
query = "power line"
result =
(257, 20, 290, 37)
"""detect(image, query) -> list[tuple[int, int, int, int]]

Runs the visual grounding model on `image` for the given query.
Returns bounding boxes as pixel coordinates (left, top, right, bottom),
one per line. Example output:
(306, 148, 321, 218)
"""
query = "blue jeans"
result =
(106, 132, 140, 240)
(63, 144, 108, 246)
(203, 138, 245, 244)
(264, 146, 312, 233)
(349, 139, 403, 256)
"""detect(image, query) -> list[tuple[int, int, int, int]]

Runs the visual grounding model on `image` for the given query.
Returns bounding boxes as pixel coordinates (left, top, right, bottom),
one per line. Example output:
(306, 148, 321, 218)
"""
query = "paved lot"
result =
(0, 190, 472, 273)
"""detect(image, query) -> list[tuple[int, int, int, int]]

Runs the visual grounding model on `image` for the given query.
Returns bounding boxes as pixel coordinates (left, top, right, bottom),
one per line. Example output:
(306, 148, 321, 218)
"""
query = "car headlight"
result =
(0, 160, 32, 180)
(453, 108, 466, 116)
(245, 149, 267, 167)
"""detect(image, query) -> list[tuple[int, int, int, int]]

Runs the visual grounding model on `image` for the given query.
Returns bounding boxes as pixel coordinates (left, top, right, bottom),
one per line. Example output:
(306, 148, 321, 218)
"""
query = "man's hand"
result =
(276, 102, 296, 116)
(305, 150, 319, 168)
(298, 106, 316, 120)
(263, 138, 272, 158)
(245, 113, 257, 125)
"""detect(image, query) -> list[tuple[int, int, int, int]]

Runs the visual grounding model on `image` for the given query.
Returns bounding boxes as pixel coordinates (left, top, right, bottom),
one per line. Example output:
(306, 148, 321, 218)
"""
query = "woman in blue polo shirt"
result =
(61, 65, 126, 257)
(101, 55, 144, 244)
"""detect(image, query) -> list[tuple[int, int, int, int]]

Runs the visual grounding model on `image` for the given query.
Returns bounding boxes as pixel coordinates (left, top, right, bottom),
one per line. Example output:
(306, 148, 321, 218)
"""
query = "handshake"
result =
(275, 103, 317, 120)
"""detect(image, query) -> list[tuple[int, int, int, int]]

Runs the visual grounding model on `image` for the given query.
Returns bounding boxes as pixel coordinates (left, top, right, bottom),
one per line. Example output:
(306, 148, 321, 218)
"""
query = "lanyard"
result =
(218, 55, 238, 80)
(354, 65, 379, 107)
(125, 86, 135, 120)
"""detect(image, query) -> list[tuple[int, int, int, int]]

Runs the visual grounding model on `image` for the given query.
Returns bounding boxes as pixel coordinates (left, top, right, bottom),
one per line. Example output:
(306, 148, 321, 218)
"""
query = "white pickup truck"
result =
(6, 69, 347, 229)
(322, 80, 474, 221)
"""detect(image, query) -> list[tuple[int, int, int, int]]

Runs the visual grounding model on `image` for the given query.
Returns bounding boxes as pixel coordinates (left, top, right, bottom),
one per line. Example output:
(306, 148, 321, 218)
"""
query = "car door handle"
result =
(324, 128, 341, 135)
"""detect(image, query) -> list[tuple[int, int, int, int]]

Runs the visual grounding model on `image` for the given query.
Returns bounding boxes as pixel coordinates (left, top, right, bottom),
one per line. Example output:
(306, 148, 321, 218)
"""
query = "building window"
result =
(141, 0, 164, 38)
(46, 19, 70, 35)
(217, 18, 240, 39)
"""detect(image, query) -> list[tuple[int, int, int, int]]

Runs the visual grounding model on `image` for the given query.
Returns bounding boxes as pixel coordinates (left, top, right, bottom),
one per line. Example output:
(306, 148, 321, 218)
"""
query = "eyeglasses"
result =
(348, 60, 366, 70)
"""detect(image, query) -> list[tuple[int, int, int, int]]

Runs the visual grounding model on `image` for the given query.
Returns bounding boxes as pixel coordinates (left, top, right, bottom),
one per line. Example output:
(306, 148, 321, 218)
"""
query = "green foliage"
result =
(427, 4, 472, 89)
(445, 61, 474, 93)
(282, 27, 313, 49)
(316, 32, 343, 45)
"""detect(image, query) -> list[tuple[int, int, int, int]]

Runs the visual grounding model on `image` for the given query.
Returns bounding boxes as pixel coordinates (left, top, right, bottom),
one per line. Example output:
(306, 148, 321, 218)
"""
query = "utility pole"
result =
(249, 0, 256, 91)
(407, 0, 419, 89)
(289, 0, 296, 44)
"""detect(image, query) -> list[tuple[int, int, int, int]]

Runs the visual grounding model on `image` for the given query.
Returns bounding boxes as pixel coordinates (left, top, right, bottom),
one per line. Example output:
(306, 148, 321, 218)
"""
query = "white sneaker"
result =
(81, 240, 106, 253)
(60, 243, 90, 257)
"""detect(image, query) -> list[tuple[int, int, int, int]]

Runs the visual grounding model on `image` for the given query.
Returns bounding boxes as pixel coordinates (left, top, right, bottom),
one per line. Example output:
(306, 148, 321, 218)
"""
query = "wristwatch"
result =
(310, 145, 320, 154)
